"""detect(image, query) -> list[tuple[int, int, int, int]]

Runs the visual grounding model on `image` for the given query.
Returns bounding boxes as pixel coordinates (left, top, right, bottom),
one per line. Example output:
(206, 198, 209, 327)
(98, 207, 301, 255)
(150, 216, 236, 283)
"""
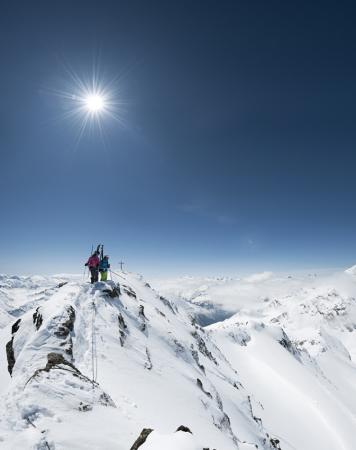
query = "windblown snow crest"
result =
(0, 273, 281, 450)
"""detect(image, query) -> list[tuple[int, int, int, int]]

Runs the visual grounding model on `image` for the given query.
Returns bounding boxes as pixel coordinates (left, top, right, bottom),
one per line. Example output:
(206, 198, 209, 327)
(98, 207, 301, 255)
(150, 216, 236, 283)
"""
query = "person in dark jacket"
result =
(85, 252, 100, 284)
(99, 255, 110, 281)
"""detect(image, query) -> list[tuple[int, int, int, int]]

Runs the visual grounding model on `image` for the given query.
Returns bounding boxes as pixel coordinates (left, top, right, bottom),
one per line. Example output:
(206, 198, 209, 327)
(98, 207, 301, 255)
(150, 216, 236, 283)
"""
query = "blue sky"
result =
(1, 1, 356, 277)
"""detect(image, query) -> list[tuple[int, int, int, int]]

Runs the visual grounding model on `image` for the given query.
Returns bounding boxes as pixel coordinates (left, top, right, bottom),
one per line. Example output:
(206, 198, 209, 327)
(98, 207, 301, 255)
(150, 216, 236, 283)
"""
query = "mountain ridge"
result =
(0, 269, 355, 449)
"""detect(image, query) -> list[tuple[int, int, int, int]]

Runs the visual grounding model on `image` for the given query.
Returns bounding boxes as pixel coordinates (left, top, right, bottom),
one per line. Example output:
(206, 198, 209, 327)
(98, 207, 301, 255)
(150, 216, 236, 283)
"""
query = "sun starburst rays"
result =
(47, 64, 127, 147)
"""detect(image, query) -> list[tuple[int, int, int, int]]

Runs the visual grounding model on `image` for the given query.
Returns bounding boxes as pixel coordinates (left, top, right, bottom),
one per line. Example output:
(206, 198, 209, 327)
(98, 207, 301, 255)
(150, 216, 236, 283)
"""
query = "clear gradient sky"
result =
(1, 1, 356, 277)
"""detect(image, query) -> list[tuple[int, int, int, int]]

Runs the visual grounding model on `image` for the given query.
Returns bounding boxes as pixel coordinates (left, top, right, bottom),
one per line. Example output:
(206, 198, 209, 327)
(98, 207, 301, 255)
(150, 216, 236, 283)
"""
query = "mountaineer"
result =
(99, 255, 110, 282)
(85, 251, 100, 284)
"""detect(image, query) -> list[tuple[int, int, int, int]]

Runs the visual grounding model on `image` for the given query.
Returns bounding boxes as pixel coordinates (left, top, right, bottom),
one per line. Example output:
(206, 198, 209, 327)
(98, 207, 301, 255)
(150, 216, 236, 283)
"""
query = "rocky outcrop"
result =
(139, 305, 148, 332)
(270, 437, 281, 449)
(54, 305, 75, 357)
(11, 318, 21, 334)
(130, 428, 153, 450)
(26, 352, 116, 408)
(103, 285, 121, 298)
(118, 313, 128, 346)
(278, 329, 301, 361)
(159, 295, 176, 314)
(123, 285, 137, 299)
(6, 338, 15, 376)
(192, 330, 218, 365)
(144, 347, 153, 370)
(6, 318, 21, 375)
(197, 378, 212, 398)
(176, 425, 192, 433)
(33, 307, 43, 330)
(191, 347, 206, 373)
(28, 352, 81, 381)
(54, 305, 75, 338)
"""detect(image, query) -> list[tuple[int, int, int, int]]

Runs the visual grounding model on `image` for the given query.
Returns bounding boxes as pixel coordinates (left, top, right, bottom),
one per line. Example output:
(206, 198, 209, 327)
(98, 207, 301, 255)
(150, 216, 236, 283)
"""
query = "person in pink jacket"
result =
(85, 251, 100, 284)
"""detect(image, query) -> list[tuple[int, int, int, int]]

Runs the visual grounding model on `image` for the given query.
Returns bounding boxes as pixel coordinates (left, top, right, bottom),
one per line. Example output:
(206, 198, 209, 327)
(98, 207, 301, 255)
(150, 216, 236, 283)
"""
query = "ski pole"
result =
(83, 244, 93, 281)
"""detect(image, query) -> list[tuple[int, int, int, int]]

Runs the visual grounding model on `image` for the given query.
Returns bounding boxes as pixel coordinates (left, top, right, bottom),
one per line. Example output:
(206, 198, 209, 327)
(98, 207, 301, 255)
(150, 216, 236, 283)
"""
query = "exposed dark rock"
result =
(79, 402, 93, 412)
(118, 313, 128, 347)
(216, 410, 231, 429)
(130, 428, 154, 450)
(191, 331, 217, 365)
(33, 307, 43, 330)
(139, 305, 148, 332)
(99, 391, 115, 406)
(196, 378, 212, 398)
(6, 338, 15, 375)
(279, 330, 301, 360)
(53, 305, 75, 357)
(54, 306, 75, 338)
(215, 392, 224, 411)
(212, 409, 239, 447)
(270, 437, 281, 449)
(11, 318, 21, 334)
(139, 305, 147, 319)
(144, 348, 153, 370)
(57, 281, 68, 288)
(229, 330, 251, 346)
(155, 308, 166, 318)
(26, 353, 81, 387)
(26, 353, 116, 409)
(123, 285, 137, 299)
(103, 285, 121, 298)
(159, 295, 176, 314)
(45, 352, 78, 372)
(247, 396, 263, 428)
(25, 352, 79, 385)
(213, 392, 239, 444)
(191, 348, 205, 374)
(176, 425, 192, 434)
(6, 318, 22, 375)
(33, 352, 82, 379)
(173, 339, 185, 356)
(118, 313, 127, 329)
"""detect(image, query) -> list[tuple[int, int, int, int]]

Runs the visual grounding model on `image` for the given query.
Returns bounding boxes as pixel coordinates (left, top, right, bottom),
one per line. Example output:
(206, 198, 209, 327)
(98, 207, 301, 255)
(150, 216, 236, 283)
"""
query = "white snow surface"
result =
(0, 272, 274, 450)
(345, 265, 356, 277)
(0, 267, 356, 449)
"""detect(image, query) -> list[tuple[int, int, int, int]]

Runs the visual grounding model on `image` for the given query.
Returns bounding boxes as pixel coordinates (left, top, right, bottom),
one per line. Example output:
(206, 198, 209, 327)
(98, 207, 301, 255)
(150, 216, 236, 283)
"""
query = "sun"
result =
(84, 93, 105, 113)
(48, 64, 127, 146)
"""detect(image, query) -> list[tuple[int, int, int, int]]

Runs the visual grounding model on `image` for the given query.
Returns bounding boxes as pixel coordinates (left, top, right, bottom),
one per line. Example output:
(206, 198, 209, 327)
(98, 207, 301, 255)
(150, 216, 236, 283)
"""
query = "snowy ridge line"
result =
(0, 273, 284, 450)
(0, 269, 356, 449)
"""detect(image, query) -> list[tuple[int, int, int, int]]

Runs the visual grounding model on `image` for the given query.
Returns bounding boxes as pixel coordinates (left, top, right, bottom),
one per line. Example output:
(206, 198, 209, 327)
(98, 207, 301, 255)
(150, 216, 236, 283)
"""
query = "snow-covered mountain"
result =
(0, 272, 280, 450)
(0, 268, 356, 449)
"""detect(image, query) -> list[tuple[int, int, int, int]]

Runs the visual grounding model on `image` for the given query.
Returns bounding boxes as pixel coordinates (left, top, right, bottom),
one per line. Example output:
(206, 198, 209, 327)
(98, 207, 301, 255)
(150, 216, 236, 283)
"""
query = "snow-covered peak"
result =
(0, 273, 280, 450)
(345, 264, 356, 276)
(1, 269, 356, 449)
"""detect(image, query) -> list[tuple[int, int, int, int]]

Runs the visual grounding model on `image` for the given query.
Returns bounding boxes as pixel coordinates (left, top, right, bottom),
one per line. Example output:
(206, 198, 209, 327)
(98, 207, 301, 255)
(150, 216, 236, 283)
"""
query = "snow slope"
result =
(205, 271, 356, 450)
(1, 268, 356, 449)
(0, 273, 279, 450)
